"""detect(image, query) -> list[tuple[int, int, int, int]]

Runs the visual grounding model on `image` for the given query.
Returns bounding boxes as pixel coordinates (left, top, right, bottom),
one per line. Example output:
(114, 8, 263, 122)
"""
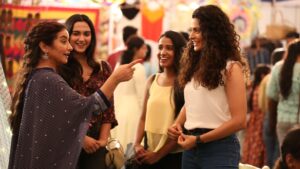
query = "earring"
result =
(42, 52, 48, 60)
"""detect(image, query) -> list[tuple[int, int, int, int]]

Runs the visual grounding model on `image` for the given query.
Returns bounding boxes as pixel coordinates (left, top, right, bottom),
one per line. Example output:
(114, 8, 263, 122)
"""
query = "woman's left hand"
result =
(139, 151, 160, 164)
(178, 134, 197, 150)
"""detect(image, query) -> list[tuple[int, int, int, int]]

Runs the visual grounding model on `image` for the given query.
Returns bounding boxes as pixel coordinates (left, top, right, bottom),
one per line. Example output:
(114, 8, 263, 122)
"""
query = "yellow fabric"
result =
(258, 74, 270, 113)
(141, 3, 164, 23)
(145, 74, 175, 152)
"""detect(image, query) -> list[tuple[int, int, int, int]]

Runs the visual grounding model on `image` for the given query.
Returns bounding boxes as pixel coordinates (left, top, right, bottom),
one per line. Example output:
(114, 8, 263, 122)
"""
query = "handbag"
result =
(124, 132, 149, 169)
(265, 9, 296, 40)
(105, 138, 125, 169)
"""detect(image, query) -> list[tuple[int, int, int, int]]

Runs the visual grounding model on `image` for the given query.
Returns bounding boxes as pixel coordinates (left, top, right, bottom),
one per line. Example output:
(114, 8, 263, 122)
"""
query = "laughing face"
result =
(46, 29, 73, 66)
(69, 21, 91, 54)
(190, 18, 203, 52)
(158, 36, 175, 68)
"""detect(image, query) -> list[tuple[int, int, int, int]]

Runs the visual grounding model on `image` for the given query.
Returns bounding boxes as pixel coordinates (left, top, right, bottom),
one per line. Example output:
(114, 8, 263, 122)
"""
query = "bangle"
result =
(195, 135, 204, 144)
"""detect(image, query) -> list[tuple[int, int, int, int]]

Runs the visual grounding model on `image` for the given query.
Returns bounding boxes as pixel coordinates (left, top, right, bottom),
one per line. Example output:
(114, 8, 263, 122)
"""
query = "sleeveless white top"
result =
(184, 61, 238, 130)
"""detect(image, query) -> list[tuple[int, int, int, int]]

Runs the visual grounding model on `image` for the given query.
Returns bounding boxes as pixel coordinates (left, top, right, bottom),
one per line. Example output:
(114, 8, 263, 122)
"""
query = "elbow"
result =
(239, 120, 247, 130)
(238, 116, 247, 130)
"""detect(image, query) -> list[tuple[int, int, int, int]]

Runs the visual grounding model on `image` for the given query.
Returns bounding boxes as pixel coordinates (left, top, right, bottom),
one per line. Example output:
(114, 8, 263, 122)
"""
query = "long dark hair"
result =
(279, 39, 300, 99)
(120, 36, 144, 65)
(275, 128, 300, 169)
(158, 30, 186, 117)
(59, 14, 100, 86)
(248, 65, 270, 111)
(9, 21, 66, 132)
(178, 5, 248, 89)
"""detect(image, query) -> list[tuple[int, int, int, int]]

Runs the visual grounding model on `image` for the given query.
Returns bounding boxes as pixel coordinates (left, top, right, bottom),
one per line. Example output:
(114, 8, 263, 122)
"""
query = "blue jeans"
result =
(182, 134, 240, 169)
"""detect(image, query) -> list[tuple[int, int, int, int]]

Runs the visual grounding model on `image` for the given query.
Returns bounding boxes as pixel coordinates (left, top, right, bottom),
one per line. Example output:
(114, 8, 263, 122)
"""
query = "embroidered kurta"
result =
(8, 68, 110, 169)
(0, 62, 11, 169)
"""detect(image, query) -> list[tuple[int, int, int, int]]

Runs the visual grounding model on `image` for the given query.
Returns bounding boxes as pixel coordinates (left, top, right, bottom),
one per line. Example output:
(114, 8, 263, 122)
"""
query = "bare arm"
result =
(199, 63, 247, 143)
(134, 75, 153, 153)
(98, 123, 111, 146)
(168, 106, 186, 140)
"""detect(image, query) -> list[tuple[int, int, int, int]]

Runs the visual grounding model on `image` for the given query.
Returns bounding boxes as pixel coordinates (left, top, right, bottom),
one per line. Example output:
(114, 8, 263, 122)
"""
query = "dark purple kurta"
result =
(8, 68, 110, 169)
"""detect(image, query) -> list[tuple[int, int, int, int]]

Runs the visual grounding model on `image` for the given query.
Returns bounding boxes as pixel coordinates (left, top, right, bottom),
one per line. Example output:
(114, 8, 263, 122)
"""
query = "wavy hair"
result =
(59, 14, 100, 86)
(9, 21, 66, 132)
(279, 39, 300, 99)
(158, 30, 186, 117)
(178, 5, 248, 89)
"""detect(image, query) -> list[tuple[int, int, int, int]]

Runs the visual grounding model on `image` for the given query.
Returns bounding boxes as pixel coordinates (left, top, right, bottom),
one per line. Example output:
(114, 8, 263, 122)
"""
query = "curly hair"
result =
(9, 21, 66, 132)
(279, 39, 300, 99)
(178, 5, 248, 89)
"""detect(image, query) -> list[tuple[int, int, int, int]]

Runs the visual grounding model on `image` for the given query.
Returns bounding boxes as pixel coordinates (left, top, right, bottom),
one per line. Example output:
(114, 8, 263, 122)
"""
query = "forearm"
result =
(100, 76, 119, 99)
(199, 116, 245, 143)
(134, 120, 146, 145)
(156, 139, 178, 159)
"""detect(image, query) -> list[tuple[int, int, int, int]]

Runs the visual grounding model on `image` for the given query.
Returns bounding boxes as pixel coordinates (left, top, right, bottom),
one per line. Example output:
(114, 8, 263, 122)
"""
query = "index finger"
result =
(127, 59, 143, 67)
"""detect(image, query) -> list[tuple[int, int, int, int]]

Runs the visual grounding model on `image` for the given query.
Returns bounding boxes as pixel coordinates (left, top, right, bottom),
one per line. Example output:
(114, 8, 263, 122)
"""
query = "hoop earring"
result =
(42, 52, 48, 60)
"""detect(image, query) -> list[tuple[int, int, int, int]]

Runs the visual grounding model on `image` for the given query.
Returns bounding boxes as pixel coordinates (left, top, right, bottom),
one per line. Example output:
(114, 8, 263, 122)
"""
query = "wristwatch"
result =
(195, 135, 204, 144)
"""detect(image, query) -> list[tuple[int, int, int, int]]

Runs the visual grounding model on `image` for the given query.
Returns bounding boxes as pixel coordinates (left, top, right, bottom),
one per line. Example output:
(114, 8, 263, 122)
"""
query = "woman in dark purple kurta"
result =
(9, 68, 110, 169)
(8, 21, 137, 169)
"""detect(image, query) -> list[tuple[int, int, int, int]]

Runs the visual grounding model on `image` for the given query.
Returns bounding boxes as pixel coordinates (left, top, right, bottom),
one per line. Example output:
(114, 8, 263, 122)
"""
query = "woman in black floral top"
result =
(59, 14, 117, 169)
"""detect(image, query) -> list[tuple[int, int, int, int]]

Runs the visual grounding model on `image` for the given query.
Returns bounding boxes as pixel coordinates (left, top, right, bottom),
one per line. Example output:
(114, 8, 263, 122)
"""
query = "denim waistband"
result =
(185, 128, 213, 135)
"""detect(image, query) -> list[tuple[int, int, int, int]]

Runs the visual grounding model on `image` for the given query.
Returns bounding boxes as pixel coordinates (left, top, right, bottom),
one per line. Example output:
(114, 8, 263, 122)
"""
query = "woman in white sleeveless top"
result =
(168, 5, 249, 169)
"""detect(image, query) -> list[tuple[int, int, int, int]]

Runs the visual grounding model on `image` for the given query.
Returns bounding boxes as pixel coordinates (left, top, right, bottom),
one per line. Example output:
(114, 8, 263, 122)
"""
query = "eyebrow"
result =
(58, 35, 68, 39)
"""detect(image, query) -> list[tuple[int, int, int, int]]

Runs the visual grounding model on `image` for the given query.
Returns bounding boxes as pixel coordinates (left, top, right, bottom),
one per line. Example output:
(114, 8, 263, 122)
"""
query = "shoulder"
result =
(32, 68, 61, 80)
(145, 73, 156, 89)
(31, 68, 65, 85)
(224, 60, 244, 82)
(226, 60, 243, 72)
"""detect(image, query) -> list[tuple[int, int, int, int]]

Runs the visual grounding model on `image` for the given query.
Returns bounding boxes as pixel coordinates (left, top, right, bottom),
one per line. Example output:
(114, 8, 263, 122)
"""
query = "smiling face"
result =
(158, 36, 175, 68)
(190, 18, 203, 52)
(45, 29, 73, 66)
(69, 21, 91, 54)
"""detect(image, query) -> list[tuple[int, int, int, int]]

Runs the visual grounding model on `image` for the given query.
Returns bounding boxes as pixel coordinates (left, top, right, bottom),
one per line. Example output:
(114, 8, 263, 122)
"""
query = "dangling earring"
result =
(42, 52, 48, 60)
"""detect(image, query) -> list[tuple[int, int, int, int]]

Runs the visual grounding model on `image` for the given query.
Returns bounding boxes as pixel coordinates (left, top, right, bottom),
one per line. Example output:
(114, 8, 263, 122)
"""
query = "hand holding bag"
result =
(105, 138, 125, 169)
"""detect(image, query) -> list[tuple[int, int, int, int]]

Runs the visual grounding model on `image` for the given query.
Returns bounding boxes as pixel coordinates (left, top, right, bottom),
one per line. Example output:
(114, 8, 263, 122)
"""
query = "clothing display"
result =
(0, 62, 11, 169)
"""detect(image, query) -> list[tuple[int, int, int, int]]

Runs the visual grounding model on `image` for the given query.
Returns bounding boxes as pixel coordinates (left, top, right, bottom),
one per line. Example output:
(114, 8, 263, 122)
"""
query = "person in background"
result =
(271, 31, 299, 65)
(267, 39, 300, 147)
(112, 35, 147, 151)
(245, 37, 271, 75)
(107, 26, 138, 70)
(273, 127, 300, 169)
(143, 44, 157, 78)
(59, 14, 117, 169)
(168, 5, 248, 169)
(8, 21, 139, 169)
(242, 65, 271, 167)
(134, 31, 186, 169)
